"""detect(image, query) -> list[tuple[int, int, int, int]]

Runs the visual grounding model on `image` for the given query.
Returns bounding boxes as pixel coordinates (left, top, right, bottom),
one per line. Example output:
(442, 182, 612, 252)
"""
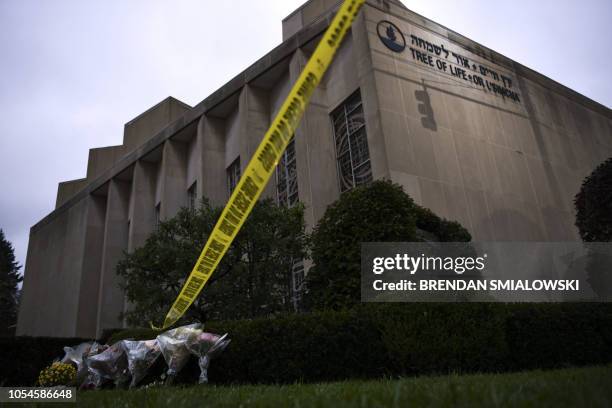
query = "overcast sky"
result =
(1, 0, 611, 274)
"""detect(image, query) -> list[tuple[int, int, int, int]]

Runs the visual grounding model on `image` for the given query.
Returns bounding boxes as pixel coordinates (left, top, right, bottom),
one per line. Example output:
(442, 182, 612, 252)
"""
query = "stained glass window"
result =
(155, 203, 161, 229)
(187, 181, 197, 210)
(331, 90, 372, 192)
(291, 260, 305, 311)
(276, 139, 299, 207)
(227, 158, 241, 195)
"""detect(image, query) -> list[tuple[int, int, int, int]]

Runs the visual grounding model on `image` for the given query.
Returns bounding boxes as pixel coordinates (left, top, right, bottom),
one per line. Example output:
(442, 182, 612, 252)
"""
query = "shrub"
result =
(505, 303, 612, 370)
(4, 304, 611, 386)
(574, 158, 612, 298)
(0, 337, 90, 386)
(305, 180, 471, 310)
(412, 206, 472, 242)
(575, 157, 612, 242)
(367, 303, 509, 375)
(117, 198, 307, 325)
(99, 303, 612, 384)
(109, 311, 391, 384)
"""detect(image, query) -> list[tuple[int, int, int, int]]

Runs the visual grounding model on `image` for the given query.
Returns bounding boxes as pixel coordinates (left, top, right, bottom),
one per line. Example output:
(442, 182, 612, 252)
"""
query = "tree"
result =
(574, 157, 612, 299)
(0, 229, 22, 335)
(575, 157, 612, 242)
(117, 198, 307, 326)
(304, 180, 471, 310)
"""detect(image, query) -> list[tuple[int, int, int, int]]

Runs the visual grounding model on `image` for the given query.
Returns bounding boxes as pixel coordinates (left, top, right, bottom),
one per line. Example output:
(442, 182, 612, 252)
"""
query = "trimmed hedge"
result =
(3, 303, 612, 386)
(0, 336, 91, 386)
(111, 303, 612, 383)
(505, 303, 612, 370)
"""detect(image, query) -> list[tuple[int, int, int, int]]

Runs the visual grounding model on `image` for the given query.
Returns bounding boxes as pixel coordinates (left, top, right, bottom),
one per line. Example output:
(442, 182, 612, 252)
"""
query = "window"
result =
(291, 260, 305, 311)
(155, 203, 161, 229)
(276, 139, 299, 207)
(331, 90, 372, 192)
(227, 158, 241, 195)
(292, 261, 305, 293)
(187, 181, 197, 211)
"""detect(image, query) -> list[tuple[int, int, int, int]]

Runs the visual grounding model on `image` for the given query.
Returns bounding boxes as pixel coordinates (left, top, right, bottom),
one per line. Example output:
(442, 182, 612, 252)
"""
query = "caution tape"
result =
(154, 0, 366, 330)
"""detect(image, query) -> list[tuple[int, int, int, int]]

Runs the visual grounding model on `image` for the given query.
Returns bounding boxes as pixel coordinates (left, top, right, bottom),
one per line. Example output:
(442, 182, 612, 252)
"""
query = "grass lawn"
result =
(59, 365, 612, 407)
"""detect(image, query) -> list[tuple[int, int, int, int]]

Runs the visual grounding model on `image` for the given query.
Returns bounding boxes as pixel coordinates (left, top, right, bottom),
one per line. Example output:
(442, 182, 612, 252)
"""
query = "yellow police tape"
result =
(153, 0, 366, 330)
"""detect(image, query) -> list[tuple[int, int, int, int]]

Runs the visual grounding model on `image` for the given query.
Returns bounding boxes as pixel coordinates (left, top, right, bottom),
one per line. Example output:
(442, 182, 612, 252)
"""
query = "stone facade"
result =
(18, 0, 612, 338)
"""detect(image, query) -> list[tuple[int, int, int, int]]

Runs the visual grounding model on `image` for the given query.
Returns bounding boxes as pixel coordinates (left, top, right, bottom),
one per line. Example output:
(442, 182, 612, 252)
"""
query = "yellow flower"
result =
(38, 362, 76, 386)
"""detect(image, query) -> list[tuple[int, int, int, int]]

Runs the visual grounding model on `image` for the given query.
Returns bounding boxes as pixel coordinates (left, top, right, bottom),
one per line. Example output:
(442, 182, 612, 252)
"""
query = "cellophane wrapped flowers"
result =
(156, 323, 203, 383)
(121, 339, 162, 388)
(186, 332, 231, 383)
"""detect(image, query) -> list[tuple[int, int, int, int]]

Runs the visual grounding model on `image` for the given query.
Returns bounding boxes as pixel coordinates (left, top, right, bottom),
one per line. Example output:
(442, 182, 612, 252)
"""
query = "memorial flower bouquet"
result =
(156, 323, 203, 384)
(61, 342, 94, 384)
(86, 342, 130, 388)
(121, 339, 162, 388)
(186, 332, 231, 383)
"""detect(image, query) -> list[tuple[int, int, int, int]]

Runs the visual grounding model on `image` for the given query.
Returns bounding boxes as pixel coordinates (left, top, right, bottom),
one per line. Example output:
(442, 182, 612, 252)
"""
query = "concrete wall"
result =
(243, 85, 276, 200)
(225, 108, 241, 171)
(20, 95, 192, 337)
(96, 180, 130, 337)
(17, 194, 106, 337)
(124, 160, 158, 321)
(86, 146, 126, 182)
(186, 136, 199, 190)
(123, 97, 191, 154)
(128, 161, 157, 252)
(363, 1, 612, 241)
(199, 116, 226, 206)
(270, 71, 292, 203)
(159, 140, 188, 219)
(54, 97, 191, 209)
(18, 0, 611, 337)
(291, 13, 389, 229)
(282, 0, 342, 40)
(56, 178, 88, 208)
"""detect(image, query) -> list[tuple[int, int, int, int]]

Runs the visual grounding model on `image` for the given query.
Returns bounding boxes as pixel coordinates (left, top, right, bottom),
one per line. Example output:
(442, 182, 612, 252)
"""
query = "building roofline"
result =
(124, 96, 192, 127)
(58, 177, 87, 185)
(30, 11, 335, 233)
(31, 0, 611, 233)
(89, 144, 123, 152)
(381, 0, 610, 113)
(282, 0, 310, 22)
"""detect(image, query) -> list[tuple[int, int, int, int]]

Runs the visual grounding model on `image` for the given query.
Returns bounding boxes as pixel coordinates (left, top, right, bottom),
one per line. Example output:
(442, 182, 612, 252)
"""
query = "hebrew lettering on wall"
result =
(405, 32, 521, 103)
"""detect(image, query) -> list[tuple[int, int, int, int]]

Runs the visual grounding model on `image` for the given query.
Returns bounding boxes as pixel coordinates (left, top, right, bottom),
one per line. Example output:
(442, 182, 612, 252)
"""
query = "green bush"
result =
(4, 304, 611, 386)
(575, 157, 612, 242)
(412, 206, 472, 242)
(574, 157, 612, 299)
(109, 303, 611, 385)
(304, 180, 471, 311)
(117, 198, 307, 325)
(368, 303, 509, 375)
(109, 311, 391, 384)
(305, 181, 419, 311)
(505, 303, 612, 370)
(0, 337, 90, 386)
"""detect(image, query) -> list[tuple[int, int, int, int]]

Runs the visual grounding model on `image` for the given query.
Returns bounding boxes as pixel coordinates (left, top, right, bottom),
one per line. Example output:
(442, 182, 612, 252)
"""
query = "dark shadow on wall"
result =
(415, 80, 437, 131)
(514, 71, 566, 235)
(545, 91, 579, 171)
(473, 208, 546, 242)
